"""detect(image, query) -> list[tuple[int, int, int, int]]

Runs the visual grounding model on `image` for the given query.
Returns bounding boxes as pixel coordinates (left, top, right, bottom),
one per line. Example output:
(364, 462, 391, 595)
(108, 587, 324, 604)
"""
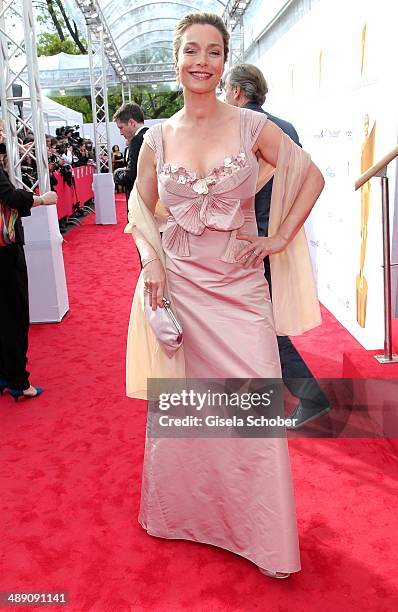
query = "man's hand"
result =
(113, 167, 126, 185)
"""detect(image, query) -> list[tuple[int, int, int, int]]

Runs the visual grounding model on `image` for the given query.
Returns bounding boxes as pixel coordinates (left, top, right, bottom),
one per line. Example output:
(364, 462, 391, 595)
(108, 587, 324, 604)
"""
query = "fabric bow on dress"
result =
(161, 163, 253, 262)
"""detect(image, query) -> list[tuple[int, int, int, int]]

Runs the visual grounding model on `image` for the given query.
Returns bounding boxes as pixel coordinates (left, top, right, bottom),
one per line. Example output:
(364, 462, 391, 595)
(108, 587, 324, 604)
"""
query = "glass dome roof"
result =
(97, 0, 226, 67)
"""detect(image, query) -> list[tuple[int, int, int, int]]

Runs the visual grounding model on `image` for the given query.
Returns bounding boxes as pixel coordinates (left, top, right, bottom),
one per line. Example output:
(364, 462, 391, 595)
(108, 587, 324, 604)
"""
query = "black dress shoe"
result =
(287, 400, 331, 429)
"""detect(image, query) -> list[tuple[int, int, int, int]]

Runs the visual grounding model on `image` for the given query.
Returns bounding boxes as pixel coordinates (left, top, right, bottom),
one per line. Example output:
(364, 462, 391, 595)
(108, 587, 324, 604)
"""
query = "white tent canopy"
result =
(21, 85, 84, 136)
(37, 52, 89, 71)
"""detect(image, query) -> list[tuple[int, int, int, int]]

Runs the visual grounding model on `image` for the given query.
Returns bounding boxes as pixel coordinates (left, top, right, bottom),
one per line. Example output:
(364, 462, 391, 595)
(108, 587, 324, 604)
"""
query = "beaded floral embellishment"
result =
(162, 152, 247, 194)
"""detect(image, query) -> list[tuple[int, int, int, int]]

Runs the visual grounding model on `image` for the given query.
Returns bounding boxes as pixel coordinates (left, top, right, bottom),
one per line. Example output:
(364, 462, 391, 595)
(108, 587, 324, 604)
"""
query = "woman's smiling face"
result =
(176, 24, 225, 93)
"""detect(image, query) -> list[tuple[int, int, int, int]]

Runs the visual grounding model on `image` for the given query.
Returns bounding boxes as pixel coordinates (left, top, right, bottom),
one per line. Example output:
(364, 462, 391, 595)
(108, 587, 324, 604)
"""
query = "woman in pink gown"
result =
(128, 12, 324, 578)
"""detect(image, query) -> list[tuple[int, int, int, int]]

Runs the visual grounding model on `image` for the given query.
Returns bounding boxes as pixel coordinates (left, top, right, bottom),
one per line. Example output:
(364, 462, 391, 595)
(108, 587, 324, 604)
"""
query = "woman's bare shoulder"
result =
(217, 101, 243, 126)
(161, 110, 184, 135)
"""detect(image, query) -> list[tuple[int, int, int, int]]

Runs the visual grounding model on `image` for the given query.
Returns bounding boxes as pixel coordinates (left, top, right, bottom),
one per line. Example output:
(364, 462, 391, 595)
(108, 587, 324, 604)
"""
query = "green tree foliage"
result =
(34, 0, 87, 56)
(50, 95, 92, 123)
(36, 32, 83, 56)
(107, 89, 123, 121)
(140, 91, 184, 119)
(110, 90, 183, 120)
(49, 89, 182, 125)
(34, 3, 182, 121)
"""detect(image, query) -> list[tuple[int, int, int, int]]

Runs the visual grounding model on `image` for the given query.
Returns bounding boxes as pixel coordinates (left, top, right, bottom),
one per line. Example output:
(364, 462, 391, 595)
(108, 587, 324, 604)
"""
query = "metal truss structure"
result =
(0, 0, 69, 324)
(75, 0, 129, 84)
(88, 28, 112, 173)
(0, 0, 50, 192)
(126, 62, 176, 87)
(223, 0, 252, 67)
(38, 62, 177, 92)
(1, 0, 254, 186)
(227, 15, 245, 67)
(121, 81, 131, 104)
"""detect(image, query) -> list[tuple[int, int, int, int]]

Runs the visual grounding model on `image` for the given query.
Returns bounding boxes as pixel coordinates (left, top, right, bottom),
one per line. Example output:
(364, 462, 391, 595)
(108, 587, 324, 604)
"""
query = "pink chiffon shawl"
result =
(267, 132, 321, 336)
(124, 188, 186, 400)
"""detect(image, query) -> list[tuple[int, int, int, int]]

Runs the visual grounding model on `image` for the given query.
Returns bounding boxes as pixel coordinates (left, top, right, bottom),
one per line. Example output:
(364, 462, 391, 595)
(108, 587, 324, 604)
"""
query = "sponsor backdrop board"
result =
(246, 0, 398, 349)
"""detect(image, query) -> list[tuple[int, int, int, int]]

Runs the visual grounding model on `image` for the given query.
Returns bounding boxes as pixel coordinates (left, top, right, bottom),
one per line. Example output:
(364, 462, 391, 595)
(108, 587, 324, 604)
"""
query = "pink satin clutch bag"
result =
(144, 289, 183, 358)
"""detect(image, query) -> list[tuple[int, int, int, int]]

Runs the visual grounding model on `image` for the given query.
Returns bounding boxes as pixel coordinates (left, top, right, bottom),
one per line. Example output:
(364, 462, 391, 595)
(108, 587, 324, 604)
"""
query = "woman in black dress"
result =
(112, 145, 124, 192)
(0, 125, 58, 400)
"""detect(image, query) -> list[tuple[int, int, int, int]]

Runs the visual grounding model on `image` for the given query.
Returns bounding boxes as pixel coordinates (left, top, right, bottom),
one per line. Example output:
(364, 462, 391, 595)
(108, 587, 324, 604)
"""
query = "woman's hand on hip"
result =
(235, 233, 288, 269)
(143, 259, 165, 310)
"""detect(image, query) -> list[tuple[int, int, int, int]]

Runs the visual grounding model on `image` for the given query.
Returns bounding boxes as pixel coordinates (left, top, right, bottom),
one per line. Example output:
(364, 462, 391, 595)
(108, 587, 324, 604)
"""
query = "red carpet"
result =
(292, 305, 398, 379)
(1, 196, 397, 611)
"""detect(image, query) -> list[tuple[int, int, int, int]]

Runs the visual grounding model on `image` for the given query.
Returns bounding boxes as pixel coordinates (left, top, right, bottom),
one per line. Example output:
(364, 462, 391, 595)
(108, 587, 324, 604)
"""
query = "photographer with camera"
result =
(47, 158, 59, 192)
(0, 142, 8, 175)
(19, 137, 37, 189)
(66, 145, 75, 165)
(49, 142, 74, 190)
(75, 140, 89, 167)
(58, 143, 73, 165)
(0, 122, 58, 401)
(46, 139, 64, 190)
(85, 140, 95, 163)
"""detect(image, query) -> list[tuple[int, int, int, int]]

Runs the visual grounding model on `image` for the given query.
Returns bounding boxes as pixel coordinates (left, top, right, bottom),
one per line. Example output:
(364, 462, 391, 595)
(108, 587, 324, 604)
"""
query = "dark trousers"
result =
(125, 190, 130, 221)
(264, 257, 328, 408)
(0, 244, 30, 390)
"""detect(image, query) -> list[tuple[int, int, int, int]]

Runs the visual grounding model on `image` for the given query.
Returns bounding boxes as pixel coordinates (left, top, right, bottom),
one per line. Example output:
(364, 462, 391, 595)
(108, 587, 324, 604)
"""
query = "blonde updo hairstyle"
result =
(173, 11, 230, 72)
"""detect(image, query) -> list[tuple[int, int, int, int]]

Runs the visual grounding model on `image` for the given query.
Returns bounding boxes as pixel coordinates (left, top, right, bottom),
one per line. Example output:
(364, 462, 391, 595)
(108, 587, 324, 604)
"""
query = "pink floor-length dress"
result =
(138, 108, 301, 574)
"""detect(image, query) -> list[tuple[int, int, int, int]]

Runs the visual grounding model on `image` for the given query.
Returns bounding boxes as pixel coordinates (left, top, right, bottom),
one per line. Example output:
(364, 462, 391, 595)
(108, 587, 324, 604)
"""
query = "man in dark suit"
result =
(112, 102, 148, 216)
(224, 63, 330, 429)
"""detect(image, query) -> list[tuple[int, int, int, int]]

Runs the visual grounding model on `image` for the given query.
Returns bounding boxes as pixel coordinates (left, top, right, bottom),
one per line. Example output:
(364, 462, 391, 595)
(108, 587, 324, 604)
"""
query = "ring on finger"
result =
(253, 250, 260, 257)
